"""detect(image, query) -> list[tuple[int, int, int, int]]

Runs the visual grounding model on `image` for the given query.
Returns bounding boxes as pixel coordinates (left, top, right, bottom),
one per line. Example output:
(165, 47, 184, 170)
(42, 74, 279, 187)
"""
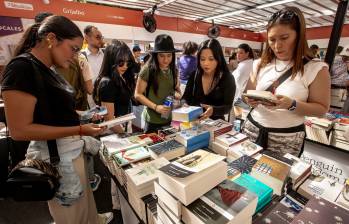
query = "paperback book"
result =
(97, 113, 136, 128)
(251, 154, 291, 196)
(112, 146, 150, 167)
(227, 155, 257, 180)
(148, 139, 185, 161)
(200, 118, 233, 141)
(233, 173, 273, 213)
(215, 131, 248, 147)
(182, 179, 258, 224)
(172, 106, 203, 122)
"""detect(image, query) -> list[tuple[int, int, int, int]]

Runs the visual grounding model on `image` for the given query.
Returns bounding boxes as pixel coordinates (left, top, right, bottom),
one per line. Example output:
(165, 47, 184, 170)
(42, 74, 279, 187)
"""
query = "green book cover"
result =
(112, 146, 150, 167)
(233, 173, 273, 213)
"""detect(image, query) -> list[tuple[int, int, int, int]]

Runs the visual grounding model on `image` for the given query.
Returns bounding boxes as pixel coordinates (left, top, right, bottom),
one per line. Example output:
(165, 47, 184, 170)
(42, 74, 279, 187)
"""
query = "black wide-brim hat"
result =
(151, 34, 181, 53)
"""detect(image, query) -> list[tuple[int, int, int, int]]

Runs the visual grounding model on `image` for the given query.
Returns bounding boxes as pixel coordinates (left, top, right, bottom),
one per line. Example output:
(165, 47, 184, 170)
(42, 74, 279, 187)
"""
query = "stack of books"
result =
(154, 181, 182, 220)
(200, 118, 233, 142)
(171, 106, 203, 122)
(148, 139, 186, 160)
(181, 180, 258, 224)
(158, 150, 227, 206)
(331, 122, 349, 151)
(158, 126, 179, 140)
(283, 153, 312, 189)
(100, 134, 141, 158)
(297, 174, 343, 202)
(305, 116, 333, 145)
(126, 158, 169, 221)
(233, 173, 273, 213)
(175, 128, 210, 153)
(250, 153, 292, 196)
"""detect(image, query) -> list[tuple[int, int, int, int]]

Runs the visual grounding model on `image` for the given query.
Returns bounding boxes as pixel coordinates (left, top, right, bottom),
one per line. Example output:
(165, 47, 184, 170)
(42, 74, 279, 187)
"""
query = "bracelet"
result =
(79, 124, 83, 136)
(154, 104, 158, 112)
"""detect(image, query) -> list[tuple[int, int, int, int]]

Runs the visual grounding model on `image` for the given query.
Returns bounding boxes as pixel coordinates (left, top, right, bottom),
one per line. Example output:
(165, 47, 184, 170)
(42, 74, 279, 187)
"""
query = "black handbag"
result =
(4, 54, 61, 201)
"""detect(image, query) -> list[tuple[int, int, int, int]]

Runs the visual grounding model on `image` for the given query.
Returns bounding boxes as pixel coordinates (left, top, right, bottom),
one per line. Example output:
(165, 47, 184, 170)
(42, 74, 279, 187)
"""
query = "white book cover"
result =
(100, 134, 140, 156)
(171, 149, 225, 173)
(215, 131, 248, 147)
(243, 90, 277, 102)
(172, 106, 203, 122)
(298, 175, 343, 202)
(159, 161, 227, 206)
(126, 158, 169, 189)
(283, 153, 312, 184)
(227, 140, 263, 159)
(97, 113, 136, 128)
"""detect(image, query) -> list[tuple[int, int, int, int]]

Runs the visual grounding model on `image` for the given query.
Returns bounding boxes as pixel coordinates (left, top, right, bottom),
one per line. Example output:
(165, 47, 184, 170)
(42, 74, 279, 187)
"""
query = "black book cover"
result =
(227, 155, 257, 175)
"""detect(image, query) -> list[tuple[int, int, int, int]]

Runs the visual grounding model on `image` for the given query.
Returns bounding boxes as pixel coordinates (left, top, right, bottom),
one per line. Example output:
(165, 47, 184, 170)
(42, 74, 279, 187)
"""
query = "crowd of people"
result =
(2, 5, 347, 224)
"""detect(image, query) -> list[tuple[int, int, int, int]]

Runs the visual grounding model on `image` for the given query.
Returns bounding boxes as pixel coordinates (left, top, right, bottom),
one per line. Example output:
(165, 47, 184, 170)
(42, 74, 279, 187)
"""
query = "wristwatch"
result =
(288, 99, 297, 111)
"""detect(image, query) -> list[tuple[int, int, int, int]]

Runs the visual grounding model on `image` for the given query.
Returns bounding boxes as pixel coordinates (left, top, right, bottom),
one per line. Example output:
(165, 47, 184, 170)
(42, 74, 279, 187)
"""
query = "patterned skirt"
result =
(242, 113, 305, 157)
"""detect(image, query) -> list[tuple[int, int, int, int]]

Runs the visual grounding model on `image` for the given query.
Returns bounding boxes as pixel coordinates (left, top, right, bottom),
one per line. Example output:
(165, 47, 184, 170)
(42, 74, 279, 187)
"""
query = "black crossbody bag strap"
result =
(265, 58, 309, 92)
(21, 54, 60, 165)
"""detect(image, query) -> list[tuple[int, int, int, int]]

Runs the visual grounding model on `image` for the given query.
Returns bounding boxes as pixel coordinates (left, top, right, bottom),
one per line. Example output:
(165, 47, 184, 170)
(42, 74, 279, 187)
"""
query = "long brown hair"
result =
(258, 6, 313, 78)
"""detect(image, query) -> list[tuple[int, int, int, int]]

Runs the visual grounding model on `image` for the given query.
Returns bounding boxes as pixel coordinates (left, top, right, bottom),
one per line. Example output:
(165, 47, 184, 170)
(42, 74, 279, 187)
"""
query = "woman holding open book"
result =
(93, 40, 136, 133)
(182, 38, 235, 120)
(243, 6, 330, 156)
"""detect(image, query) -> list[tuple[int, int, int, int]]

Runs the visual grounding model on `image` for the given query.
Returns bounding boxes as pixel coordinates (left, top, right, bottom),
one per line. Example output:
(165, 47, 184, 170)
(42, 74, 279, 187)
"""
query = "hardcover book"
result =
(112, 146, 150, 167)
(148, 139, 185, 161)
(181, 180, 258, 224)
(233, 174, 273, 213)
(215, 131, 248, 147)
(251, 155, 291, 196)
(172, 106, 203, 122)
(291, 196, 349, 224)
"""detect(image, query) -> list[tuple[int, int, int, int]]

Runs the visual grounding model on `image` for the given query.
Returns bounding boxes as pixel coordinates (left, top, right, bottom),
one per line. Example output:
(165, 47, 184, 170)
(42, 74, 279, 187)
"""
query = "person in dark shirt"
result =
(93, 41, 136, 133)
(1, 16, 104, 223)
(182, 39, 236, 120)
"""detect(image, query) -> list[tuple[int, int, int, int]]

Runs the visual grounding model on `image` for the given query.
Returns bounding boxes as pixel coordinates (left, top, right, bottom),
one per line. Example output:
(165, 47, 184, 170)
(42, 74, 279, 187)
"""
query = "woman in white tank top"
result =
(243, 6, 330, 156)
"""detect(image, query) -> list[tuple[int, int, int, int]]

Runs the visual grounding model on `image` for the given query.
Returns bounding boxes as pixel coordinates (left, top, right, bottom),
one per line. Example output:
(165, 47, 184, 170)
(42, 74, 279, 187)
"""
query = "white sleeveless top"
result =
(250, 58, 328, 128)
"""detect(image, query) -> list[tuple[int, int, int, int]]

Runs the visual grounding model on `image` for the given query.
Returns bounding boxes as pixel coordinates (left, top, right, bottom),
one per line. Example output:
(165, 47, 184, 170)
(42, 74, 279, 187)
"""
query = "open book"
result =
(242, 90, 277, 105)
(97, 113, 136, 128)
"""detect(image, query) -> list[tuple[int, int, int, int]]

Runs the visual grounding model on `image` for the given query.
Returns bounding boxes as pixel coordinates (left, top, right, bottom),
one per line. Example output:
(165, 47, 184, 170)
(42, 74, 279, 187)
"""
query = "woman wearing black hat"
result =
(135, 34, 181, 133)
(182, 39, 236, 120)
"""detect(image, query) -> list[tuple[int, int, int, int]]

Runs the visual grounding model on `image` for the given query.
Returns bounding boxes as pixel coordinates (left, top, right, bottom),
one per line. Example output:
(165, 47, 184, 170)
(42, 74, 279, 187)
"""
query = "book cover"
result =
(126, 158, 169, 188)
(148, 139, 185, 157)
(252, 155, 291, 182)
(298, 175, 343, 202)
(243, 90, 277, 104)
(172, 106, 203, 122)
(183, 180, 257, 224)
(159, 149, 225, 178)
(227, 140, 263, 158)
(283, 153, 312, 184)
(227, 155, 257, 177)
(100, 134, 140, 156)
(215, 131, 248, 147)
(233, 174, 273, 213)
(112, 146, 150, 167)
(253, 201, 299, 224)
(291, 196, 349, 224)
(127, 133, 164, 146)
(175, 129, 210, 147)
(200, 119, 233, 139)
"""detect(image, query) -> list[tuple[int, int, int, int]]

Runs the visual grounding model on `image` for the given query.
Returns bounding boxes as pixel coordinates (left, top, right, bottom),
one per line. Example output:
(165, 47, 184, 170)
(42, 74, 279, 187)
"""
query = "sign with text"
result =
(0, 16, 23, 36)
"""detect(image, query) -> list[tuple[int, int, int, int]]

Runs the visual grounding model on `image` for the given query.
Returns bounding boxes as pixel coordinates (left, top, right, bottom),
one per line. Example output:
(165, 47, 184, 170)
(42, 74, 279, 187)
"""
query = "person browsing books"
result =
(135, 34, 181, 133)
(1, 16, 106, 223)
(243, 6, 330, 156)
(93, 41, 136, 133)
(181, 39, 236, 120)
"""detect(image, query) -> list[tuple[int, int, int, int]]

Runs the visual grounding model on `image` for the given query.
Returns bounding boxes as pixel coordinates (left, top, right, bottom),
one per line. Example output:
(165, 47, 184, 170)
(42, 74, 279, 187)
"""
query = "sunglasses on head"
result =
(268, 10, 297, 23)
(116, 60, 133, 67)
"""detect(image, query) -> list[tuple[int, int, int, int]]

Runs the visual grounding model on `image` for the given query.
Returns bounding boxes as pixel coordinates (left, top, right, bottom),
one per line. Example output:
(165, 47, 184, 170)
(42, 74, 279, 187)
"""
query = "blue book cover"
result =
(176, 130, 210, 146)
(172, 106, 203, 122)
(233, 173, 273, 213)
(186, 139, 210, 153)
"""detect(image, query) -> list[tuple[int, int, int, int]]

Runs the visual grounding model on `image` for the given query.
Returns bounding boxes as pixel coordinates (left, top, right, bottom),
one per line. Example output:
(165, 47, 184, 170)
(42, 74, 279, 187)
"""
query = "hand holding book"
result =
(199, 104, 213, 120)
